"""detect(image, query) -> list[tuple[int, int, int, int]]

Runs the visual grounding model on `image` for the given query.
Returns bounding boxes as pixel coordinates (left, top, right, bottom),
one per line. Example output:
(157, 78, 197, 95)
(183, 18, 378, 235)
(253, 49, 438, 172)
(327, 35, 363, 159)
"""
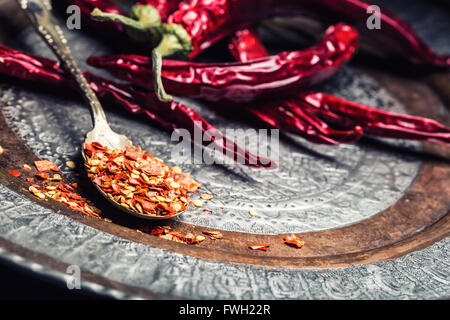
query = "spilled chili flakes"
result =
(249, 244, 270, 251)
(35, 172, 49, 180)
(283, 234, 305, 248)
(202, 230, 223, 240)
(26, 182, 101, 218)
(34, 160, 61, 172)
(84, 142, 201, 217)
(8, 170, 20, 177)
(144, 226, 205, 244)
(18, 159, 102, 218)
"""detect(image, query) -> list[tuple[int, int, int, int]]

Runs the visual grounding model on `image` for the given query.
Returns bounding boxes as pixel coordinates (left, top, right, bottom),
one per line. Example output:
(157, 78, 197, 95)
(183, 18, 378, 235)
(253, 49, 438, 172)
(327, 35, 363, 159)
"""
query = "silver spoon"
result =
(18, 0, 184, 220)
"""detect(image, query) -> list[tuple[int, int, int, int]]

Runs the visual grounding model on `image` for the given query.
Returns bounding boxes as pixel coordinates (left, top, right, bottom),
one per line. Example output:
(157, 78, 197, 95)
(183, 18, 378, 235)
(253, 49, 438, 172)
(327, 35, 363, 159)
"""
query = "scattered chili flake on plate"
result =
(200, 193, 213, 200)
(249, 244, 270, 251)
(25, 168, 101, 218)
(34, 160, 60, 172)
(84, 142, 201, 217)
(283, 234, 304, 248)
(8, 170, 21, 177)
(203, 209, 212, 213)
(202, 230, 223, 240)
(145, 226, 205, 244)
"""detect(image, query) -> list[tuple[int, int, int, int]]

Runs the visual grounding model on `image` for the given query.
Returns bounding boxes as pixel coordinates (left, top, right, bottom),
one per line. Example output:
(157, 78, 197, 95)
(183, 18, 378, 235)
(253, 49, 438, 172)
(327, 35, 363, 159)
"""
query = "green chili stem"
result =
(152, 44, 173, 103)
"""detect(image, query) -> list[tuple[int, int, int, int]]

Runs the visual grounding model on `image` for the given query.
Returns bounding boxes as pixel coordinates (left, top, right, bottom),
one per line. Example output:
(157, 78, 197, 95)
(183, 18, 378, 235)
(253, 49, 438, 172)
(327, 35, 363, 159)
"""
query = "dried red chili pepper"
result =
(248, 244, 270, 251)
(90, 0, 449, 100)
(267, 0, 450, 67)
(298, 92, 450, 145)
(283, 234, 304, 248)
(0, 44, 274, 168)
(88, 23, 359, 103)
(98, 0, 450, 67)
(229, 28, 450, 145)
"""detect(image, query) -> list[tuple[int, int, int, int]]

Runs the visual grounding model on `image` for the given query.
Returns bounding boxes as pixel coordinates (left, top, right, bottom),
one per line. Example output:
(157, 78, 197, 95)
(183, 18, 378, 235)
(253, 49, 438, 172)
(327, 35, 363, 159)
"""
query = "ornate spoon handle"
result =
(17, 0, 109, 128)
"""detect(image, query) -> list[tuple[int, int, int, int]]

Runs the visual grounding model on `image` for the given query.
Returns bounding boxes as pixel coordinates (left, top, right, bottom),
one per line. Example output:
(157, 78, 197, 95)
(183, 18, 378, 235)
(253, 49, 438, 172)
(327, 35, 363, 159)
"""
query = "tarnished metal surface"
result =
(0, 0, 448, 299)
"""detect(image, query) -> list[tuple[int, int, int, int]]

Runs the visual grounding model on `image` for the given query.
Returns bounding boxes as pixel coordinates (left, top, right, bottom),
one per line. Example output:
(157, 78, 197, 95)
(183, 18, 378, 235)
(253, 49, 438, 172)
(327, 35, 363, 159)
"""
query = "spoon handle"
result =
(17, 0, 109, 129)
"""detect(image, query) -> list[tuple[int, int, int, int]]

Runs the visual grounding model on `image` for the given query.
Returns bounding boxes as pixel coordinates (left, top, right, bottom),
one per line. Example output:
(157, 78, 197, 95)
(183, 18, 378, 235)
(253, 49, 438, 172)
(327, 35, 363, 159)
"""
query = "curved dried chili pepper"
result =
(246, 102, 363, 145)
(88, 24, 359, 103)
(87, 0, 449, 101)
(0, 45, 275, 168)
(228, 28, 450, 145)
(268, 0, 450, 67)
(299, 92, 450, 145)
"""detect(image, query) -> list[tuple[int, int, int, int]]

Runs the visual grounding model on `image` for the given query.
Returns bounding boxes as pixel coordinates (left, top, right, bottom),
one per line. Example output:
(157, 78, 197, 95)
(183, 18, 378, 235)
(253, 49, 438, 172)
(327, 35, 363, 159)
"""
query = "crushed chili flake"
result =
(8, 170, 21, 177)
(34, 160, 60, 172)
(283, 234, 304, 248)
(202, 230, 223, 240)
(23, 164, 32, 171)
(203, 209, 212, 213)
(24, 162, 101, 218)
(35, 172, 49, 180)
(84, 142, 201, 217)
(249, 244, 270, 251)
(50, 174, 62, 181)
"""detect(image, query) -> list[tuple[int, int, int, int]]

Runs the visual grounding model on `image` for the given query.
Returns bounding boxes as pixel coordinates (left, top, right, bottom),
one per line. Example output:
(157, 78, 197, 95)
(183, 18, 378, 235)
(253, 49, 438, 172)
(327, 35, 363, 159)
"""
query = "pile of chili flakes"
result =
(84, 142, 201, 217)
(15, 159, 101, 218)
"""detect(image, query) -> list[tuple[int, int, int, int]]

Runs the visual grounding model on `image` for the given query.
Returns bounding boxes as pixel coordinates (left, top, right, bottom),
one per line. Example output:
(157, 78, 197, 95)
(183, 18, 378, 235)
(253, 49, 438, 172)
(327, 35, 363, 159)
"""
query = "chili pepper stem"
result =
(152, 33, 188, 102)
(152, 47, 172, 102)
